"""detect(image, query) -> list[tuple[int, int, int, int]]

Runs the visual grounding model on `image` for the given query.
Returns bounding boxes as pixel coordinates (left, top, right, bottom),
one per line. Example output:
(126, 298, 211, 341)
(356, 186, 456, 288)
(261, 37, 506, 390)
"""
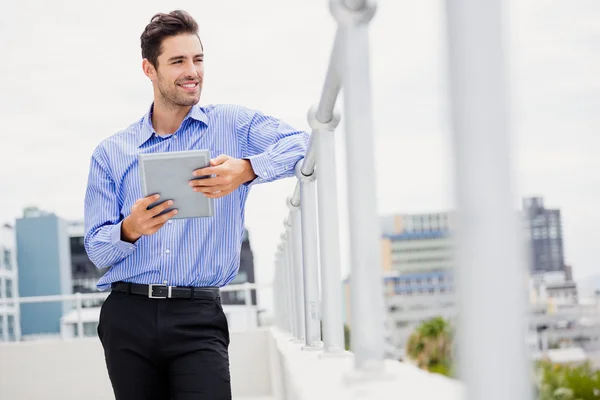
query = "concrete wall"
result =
(268, 328, 464, 400)
(0, 329, 273, 399)
(0, 327, 464, 400)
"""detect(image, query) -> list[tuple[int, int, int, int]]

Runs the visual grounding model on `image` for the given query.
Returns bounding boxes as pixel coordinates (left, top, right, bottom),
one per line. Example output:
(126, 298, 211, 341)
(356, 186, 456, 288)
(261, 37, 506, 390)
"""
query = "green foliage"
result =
(344, 324, 351, 351)
(537, 360, 600, 400)
(405, 317, 453, 377)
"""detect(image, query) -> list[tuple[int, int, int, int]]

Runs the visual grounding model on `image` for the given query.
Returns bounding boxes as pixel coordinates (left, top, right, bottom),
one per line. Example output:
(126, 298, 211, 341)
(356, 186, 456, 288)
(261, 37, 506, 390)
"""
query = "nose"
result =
(183, 59, 197, 78)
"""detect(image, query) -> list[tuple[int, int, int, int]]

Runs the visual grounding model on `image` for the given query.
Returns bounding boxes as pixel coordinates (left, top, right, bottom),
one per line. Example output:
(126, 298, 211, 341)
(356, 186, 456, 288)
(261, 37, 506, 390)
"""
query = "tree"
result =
(405, 317, 453, 377)
(537, 360, 600, 400)
(344, 324, 351, 351)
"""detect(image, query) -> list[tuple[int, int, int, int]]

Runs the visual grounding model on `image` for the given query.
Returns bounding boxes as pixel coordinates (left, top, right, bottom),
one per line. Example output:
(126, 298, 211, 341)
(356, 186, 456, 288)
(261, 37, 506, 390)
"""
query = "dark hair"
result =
(140, 10, 202, 68)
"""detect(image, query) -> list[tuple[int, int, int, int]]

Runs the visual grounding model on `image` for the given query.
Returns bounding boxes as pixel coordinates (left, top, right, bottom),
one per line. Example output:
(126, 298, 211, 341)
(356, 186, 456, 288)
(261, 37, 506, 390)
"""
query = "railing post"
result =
(283, 231, 296, 336)
(445, 0, 530, 399)
(243, 282, 254, 330)
(295, 161, 322, 350)
(75, 292, 83, 339)
(288, 199, 306, 342)
(276, 242, 287, 333)
(330, 0, 384, 373)
(308, 105, 345, 354)
(273, 251, 281, 330)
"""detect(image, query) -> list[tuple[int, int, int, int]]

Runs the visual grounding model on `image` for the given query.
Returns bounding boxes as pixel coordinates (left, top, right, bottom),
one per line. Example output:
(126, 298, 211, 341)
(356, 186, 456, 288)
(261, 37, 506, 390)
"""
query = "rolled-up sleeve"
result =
(236, 107, 310, 186)
(83, 146, 137, 268)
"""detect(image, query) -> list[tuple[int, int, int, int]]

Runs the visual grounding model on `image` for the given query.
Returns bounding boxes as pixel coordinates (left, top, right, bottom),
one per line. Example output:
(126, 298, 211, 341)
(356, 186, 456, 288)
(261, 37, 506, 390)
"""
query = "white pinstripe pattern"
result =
(84, 103, 309, 291)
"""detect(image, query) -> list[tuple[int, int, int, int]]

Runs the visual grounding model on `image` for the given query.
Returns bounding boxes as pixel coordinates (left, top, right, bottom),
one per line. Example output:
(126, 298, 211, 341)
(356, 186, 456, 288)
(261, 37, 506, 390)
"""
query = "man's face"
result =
(152, 34, 204, 107)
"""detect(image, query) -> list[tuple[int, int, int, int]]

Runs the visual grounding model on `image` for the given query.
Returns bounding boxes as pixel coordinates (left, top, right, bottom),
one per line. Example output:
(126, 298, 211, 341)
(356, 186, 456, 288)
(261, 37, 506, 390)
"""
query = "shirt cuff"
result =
(244, 153, 276, 187)
(111, 221, 138, 254)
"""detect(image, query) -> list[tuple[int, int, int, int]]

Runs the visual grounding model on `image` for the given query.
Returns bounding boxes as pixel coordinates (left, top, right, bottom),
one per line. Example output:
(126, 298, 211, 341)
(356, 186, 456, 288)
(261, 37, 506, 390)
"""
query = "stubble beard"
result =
(156, 73, 202, 109)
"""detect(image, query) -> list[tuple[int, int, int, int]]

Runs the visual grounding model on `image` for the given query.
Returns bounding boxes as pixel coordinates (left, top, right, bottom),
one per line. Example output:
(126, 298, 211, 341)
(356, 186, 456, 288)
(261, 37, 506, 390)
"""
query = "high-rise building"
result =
(0, 223, 20, 342)
(15, 207, 72, 338)
(522, 197, 565, 273)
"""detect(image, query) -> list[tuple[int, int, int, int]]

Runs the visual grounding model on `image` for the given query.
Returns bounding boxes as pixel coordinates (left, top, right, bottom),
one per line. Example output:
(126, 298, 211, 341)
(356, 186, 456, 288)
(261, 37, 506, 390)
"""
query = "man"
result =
(84, 9, 309, 400)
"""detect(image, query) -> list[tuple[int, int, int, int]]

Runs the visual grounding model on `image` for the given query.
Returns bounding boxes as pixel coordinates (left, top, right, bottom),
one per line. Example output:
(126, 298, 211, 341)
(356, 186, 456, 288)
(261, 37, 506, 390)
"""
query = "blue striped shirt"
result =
(84, 103, 309, 291)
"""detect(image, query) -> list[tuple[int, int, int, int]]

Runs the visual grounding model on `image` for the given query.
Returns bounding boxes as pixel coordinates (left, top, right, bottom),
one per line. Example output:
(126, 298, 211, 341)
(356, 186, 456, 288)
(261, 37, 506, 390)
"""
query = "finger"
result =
(204, 189, 231, 198)
(193, 185, 227, 194)
(210, 154, 230, 166)
(147, 199, 174, 218)
(189, 176, 227, 187)
(148, 208, 179, 227)
(140, 194, 161, 207)
(192, 165, 220, 177)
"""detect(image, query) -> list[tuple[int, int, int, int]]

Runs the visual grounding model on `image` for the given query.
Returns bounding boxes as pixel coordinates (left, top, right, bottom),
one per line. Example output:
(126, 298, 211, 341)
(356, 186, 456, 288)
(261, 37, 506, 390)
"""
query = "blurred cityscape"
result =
(3, 195, 598, 369)
(0, 207, 259, 342)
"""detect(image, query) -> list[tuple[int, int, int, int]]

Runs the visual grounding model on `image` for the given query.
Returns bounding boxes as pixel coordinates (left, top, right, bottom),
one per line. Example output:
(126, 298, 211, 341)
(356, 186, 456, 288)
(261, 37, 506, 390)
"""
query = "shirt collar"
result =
(137, 103, 209, 148)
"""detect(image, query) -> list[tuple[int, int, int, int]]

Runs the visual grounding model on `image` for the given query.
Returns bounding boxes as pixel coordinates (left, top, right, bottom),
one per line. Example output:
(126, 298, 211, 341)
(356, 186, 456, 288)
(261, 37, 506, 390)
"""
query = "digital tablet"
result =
(138, 149, 214, 219)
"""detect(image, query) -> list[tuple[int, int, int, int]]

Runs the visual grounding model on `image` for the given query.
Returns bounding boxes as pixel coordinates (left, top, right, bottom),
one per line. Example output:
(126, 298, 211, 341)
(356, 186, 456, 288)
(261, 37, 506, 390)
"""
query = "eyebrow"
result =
(167, 54, 204, 63)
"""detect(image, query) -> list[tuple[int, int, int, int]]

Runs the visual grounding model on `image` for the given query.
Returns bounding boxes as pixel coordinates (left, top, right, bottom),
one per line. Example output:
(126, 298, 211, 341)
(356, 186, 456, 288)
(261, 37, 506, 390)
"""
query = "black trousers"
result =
(97, 290, 231, 400)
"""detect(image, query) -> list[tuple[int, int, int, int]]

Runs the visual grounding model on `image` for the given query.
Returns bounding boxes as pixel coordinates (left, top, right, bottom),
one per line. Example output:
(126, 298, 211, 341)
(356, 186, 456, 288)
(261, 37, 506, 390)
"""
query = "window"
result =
(5, 279, 12, 298)
(74, 322, 99, 338)
(0, 315, 3, 337)
(5, 279, 13, 299)
(232, 271, 248, 284)
(236, 291, 246, 302)
(3, 249, 11, 270)
(7, 315, 14, 337)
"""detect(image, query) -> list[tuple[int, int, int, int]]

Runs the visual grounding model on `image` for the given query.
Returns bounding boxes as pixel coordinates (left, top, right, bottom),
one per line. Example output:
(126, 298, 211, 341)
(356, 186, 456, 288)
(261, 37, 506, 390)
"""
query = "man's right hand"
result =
(121, 194, 178, 243)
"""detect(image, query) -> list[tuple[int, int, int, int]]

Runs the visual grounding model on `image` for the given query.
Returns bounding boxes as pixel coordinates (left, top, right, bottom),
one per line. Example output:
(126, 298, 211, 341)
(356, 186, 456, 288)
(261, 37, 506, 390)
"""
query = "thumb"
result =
(210, 154, 230, 166)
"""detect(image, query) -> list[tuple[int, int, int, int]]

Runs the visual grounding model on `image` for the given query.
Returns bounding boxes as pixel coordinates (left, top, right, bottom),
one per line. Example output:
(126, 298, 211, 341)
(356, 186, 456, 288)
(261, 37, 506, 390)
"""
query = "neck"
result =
(151, 97, 192, 135)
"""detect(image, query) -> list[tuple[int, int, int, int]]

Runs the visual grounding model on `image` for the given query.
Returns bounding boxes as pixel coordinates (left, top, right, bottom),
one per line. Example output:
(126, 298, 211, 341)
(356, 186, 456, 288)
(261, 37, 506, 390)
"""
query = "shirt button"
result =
(168, 220, 173, 224)
(165, 249, 171, 254)
(173, 135, 178, 139)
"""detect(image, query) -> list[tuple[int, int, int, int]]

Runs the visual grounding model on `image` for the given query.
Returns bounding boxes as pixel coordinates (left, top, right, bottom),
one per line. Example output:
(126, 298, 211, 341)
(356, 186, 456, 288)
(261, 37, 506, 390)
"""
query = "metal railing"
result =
(273, 0, 386, 375)
(273, 0, 533, 396)
(0, 282, 267, 341)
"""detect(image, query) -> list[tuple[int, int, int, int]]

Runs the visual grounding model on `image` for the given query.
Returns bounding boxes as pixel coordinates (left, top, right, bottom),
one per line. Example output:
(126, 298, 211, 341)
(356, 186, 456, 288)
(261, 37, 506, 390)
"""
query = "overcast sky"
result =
(1, 0, 599, 304)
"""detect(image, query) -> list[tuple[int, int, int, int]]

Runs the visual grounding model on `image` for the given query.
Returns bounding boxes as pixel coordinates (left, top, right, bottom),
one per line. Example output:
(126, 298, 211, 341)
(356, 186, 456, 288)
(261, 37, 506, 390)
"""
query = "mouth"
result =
(177, 82, 199, 92)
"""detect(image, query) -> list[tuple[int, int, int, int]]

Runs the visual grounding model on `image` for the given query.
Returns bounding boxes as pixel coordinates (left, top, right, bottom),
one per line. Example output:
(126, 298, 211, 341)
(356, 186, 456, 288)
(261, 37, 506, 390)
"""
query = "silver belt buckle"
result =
(148, 284, 172, 299)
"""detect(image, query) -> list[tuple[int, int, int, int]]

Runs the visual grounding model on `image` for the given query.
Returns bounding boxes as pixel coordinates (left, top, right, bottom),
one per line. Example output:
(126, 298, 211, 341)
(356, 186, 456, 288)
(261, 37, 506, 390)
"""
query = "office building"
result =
(0, 223, 20, 341)
(15, 207, 73, 338)
(343, 213, 457, 357)
(380, 212, 454, 296)
(522, 197, 565, 273)
(68, 221, 109, 306)
(222, 228, 257, 306)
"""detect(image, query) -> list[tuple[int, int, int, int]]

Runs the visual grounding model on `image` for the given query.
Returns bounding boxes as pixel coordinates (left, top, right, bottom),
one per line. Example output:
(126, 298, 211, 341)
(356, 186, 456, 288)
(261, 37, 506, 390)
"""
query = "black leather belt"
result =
(111, 282, 220, 300)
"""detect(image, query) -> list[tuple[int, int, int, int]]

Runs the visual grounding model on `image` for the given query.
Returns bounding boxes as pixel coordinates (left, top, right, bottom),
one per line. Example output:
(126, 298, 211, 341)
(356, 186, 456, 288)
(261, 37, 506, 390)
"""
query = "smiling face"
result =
(143, 33, 204, 108)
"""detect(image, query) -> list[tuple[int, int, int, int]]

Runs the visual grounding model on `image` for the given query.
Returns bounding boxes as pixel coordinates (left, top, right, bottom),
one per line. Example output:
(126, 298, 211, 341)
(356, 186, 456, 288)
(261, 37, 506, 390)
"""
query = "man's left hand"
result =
(189, 154, 257, 198)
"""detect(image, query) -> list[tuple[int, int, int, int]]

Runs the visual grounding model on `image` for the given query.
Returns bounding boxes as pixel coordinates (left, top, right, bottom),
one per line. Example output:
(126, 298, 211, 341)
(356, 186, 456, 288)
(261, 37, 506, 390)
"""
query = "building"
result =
(379, 212, 454, 296)
(59, 226, 259, 338)
(522, 197, 565, 273)
(0, 223, 20, 341)
(68, 221, 109, 306)
(221, 228, 257, 306)
(346, 213, 456, 358)
(15, 207, 73, 339)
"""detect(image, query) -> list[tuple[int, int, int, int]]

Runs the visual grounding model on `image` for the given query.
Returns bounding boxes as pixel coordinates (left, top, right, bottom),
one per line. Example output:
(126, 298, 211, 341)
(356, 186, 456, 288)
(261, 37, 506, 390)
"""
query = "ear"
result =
(142, 59, 157, 81)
